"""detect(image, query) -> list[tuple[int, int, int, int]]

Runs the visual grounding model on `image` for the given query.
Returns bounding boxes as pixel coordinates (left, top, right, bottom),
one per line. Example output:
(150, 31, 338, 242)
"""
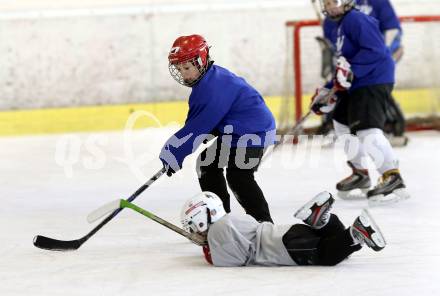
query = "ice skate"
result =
(336, 161, 371, 200)
(367, 170, 410, 206)
(350, 209, 386, 251)
(294, 191, 335, 229)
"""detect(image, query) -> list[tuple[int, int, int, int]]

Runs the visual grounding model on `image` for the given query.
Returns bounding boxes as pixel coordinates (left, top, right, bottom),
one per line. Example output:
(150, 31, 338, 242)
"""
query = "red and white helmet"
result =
(181, 192, 226, 234)
(168, 34, 211, 86)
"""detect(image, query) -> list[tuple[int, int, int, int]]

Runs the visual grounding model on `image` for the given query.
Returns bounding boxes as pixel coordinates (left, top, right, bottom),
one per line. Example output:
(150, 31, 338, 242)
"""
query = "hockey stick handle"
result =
(120, 200, 207, 246)
(127, 168, 166, 203)
(311, 0, 323, 24)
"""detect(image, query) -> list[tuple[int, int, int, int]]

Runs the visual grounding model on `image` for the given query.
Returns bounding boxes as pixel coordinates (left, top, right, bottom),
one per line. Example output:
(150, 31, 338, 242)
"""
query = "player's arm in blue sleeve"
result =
(343, 16, 389, 79)
(376, 0, 401, 32)
(376, 0, 402, 54)
(160, 92, 234, 170)
(378, 0, 402, 53)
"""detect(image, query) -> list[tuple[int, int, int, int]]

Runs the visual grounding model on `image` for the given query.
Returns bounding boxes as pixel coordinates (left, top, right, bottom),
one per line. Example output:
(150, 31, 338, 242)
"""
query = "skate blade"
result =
(294, 192, 333, 220)
(368, 188, 410, 206)
(337, 188, 368, 200)
(388, 136, 409, 147)
(360, 209, 386, 250)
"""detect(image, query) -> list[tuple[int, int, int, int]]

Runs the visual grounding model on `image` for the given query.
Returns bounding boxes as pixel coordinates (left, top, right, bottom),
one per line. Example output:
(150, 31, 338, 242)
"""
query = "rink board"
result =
(0, 88, 438, 136)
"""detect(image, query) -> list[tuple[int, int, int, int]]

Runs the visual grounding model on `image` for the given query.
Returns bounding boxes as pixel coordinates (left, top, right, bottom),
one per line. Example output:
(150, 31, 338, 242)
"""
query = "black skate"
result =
(350, 209, 386, 251)
(336, 161, 371, 200)
(367, 170, 410, 206)
(294, 191, 335, 229)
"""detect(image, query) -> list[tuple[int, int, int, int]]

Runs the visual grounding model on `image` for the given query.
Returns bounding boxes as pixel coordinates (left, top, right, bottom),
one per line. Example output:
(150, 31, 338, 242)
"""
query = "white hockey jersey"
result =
(207, 214, 296, 267)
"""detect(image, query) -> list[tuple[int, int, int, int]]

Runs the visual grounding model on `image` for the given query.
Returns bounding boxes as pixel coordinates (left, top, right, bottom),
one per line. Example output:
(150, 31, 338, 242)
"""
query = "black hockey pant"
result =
(196, 138, 273, 223)
(319, 92, 406, 137)
(282, 214, 361, 266)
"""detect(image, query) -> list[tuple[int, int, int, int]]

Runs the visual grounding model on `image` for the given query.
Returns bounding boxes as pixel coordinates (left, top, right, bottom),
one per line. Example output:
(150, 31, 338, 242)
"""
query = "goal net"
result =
(280, 15, 440, 133)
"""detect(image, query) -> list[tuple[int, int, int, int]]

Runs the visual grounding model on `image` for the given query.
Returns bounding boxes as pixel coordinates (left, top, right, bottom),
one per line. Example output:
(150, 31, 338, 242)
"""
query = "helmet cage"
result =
(183, 207, 212, 234)
(168, 56, 208, 87)
(181, 192, 226, 234)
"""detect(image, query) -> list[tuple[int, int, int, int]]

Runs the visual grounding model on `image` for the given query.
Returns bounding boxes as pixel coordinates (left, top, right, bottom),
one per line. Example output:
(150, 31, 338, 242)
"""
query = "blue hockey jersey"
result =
(356, 0, 401, 32)
(324, 0, 402, 52)
(160, 65, 276, 170)
(326, 9, 395, 90)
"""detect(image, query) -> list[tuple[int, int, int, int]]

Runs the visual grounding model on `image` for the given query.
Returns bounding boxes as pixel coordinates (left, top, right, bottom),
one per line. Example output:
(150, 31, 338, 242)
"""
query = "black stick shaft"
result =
(262, 87, 337, 162)
(261, 111, 312, 162)
(82, 168, 166, 242)
(33, 168, 166, 250)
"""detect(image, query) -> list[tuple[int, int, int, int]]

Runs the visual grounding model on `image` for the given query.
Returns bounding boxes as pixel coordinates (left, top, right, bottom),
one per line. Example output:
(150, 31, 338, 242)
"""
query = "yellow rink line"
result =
(0, 88, 438, 136)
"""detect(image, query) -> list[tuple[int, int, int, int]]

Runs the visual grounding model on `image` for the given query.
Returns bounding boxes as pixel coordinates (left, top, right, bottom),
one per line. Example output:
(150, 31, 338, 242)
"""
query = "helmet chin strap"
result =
(206, 207, 212, 225)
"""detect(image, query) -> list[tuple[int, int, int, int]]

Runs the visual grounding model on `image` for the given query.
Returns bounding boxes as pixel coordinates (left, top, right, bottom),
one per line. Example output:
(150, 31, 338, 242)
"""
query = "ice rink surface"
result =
(1, 128, 439, 296)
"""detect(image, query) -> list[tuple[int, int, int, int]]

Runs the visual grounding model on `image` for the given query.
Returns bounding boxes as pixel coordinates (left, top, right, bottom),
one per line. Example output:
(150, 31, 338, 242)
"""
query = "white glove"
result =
(310, 87, 337, 115)
(334, 56, 353, 90)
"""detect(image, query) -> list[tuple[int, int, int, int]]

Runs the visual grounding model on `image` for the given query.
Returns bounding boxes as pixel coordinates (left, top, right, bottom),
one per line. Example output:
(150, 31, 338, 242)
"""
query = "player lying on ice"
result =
(181, 191, 386, 267)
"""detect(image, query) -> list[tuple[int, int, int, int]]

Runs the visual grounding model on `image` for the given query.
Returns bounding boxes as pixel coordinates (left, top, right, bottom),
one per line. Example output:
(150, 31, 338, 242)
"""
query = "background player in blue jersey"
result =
(323, 0, 403, 61)
(181, 191, 385, 267)
(355, 0, 403, 61)
(160, 35, 276, 222)
(311, 0, 410, 204)
(319, 0, 406, 140)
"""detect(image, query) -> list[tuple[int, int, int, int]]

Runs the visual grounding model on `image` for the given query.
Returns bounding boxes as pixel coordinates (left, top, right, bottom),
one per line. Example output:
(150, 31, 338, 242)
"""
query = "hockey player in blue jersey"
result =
(160, 35, 276, 223)
(181, 191, 386, 267)
(311, 0, 409, 204)
(323, 0, 403, 61)
(320, 0, 406, 139)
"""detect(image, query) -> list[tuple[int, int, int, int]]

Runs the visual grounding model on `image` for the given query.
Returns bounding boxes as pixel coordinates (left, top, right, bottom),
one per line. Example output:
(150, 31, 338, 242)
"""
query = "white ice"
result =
(1, 128, 439, 296)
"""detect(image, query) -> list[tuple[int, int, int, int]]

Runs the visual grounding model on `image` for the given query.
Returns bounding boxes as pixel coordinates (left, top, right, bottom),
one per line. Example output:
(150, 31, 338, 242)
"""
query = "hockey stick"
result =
(261, 111, 312, 162)
(33, 168, 166, 251)
(88, 199, 207, 246)
(263, 88, 337, 161)
(311, 0, 323, 24)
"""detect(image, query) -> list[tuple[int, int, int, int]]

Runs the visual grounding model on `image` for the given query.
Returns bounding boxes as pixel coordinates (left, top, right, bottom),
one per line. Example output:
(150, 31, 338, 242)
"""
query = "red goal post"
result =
(285, 15, 440, 130)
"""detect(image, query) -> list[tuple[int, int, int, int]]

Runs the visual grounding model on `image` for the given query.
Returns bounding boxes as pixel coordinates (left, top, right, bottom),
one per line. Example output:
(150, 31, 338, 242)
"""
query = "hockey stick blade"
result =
(33, 235, 83, 251)
(87, 200, 122, 223)
(33, 168, 166, 251)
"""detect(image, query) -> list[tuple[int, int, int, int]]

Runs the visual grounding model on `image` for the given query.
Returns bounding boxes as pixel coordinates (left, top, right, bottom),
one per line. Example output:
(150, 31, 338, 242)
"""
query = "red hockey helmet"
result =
(168, 34, 210, 66)
(168, 34, 211, 86)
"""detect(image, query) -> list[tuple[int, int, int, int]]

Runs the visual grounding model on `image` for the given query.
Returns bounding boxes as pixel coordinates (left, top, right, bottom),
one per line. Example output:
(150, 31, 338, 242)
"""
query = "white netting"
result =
(280, 16, 440, 131)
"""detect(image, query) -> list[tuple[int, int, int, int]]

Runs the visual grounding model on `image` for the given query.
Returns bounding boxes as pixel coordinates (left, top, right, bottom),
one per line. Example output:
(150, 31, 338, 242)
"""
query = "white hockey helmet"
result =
(181, 192, 226, 234)
(320, 0, 355, 19)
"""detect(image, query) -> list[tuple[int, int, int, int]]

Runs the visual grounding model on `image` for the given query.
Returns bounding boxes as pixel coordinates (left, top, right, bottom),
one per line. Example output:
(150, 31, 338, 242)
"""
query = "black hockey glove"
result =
(159, 144, 181, 177)
(163, 164, 176, 177)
